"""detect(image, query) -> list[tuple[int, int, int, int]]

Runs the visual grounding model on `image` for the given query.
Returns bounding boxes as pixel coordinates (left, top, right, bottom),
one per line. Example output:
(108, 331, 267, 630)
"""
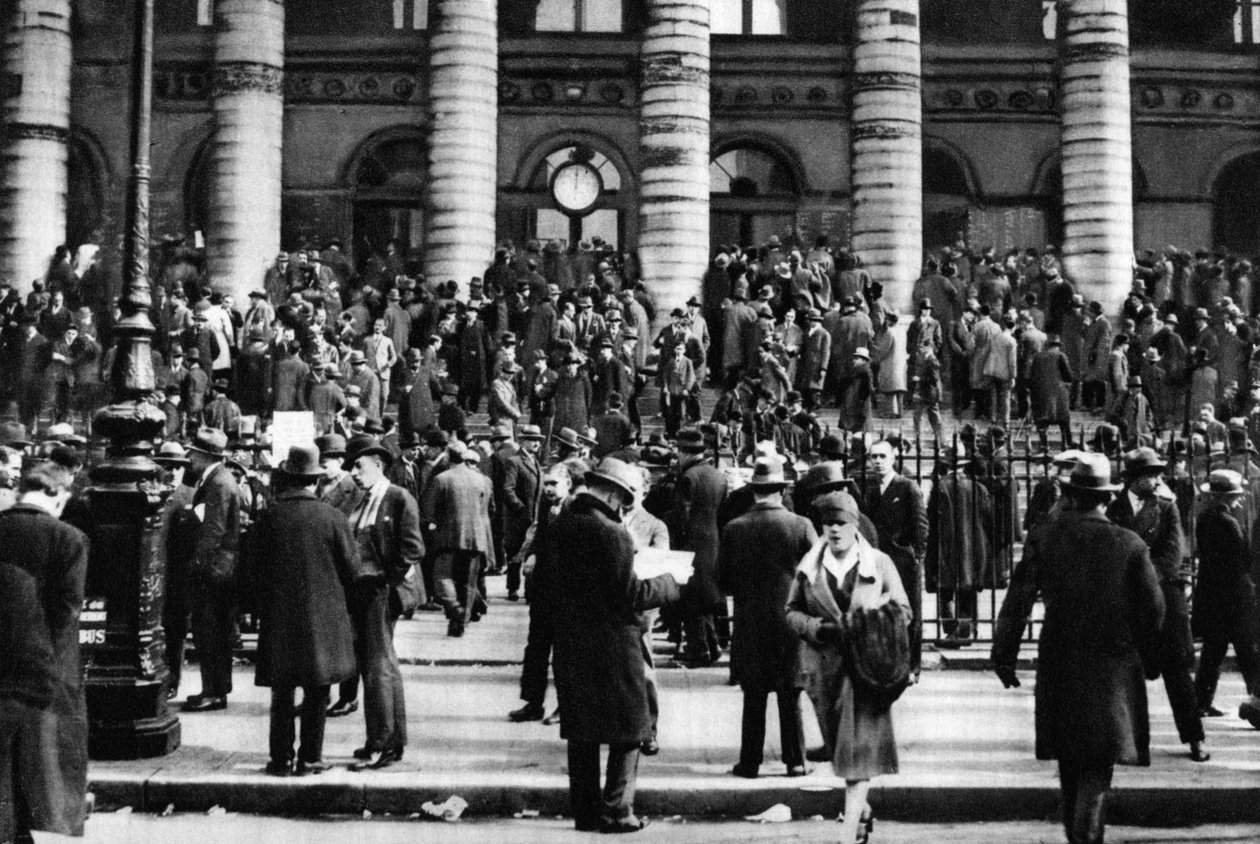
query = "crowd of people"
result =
(3, 230, 1260, 844)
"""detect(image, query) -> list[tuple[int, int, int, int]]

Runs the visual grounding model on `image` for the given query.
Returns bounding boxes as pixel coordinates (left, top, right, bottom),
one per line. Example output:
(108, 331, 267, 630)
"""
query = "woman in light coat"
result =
(786, 490, 911, 844)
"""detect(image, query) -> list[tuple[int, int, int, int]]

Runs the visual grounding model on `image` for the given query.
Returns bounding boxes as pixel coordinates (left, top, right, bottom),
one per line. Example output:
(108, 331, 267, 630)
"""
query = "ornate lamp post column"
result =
(83, 0, 180, 760)
(850, 0, 922, 315)
(0, 0, 72, 294)
(1059, 0, 1134, 315)
(206, 0, 285, 302)
(425, 0, 498, 292)
(637, 0, 710, 325)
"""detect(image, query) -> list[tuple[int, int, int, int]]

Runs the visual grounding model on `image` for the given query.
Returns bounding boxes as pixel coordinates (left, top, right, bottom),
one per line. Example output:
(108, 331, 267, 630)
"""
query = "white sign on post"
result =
(270, 411, 317, 461)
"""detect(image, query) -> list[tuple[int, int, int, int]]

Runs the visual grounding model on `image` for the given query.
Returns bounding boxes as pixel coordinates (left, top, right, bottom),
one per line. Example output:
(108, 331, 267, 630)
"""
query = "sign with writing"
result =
(270, 411, 317, 461)
(79, 597, 107, 647)
(966, 206, 1047, 254)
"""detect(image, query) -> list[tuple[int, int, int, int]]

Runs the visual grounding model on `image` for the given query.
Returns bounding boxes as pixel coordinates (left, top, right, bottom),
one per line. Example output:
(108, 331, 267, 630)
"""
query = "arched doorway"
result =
(66, 135, 107, 251)
(1213, 152, 1260, 255)
(709, 143, 800, 249)
(348, 131, 429, 275)
(923, 145, 974, 251)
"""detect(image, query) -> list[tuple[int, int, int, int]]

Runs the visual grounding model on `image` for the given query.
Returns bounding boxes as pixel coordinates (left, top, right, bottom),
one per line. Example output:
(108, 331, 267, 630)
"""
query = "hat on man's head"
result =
(315, 433, 347, 457)
(518, 424, 545, 441)
(686, 295, 701, 307)
(775, 263, 792, 280)
(344, 434, 394, 469)
(153, 441, 191, 468)
(1127, 374, 1142, 387)
(554, 427, 582, 451)
(585, 458, 639, 505)
(806, 308, 823, 322)
(276, 444, 324, 482)
(347, 350, 366, 365)
(442, 383, 460, 396)
(212, 378, 229, 391)
(248, 289, 267, 300)
(189, 427, 228, 456)
(185, 348, 200, 362)
(490, 422, 514, 441)
(748, 455, 787, 489)
(423, 428, 450, 447)
(853, 347, 871, 360)
(676, 428, 706, 453)
(918, 298, 932, 312)
(345, 384, 363, 398)
(1066, 453, 1122, 493)
(1201, 469, 1247, 496)
(501, 331, 517, 345)
(1123, 447, 1167, 477)
(1051, 449, 1084, 469)
(323, 363, 341, 379)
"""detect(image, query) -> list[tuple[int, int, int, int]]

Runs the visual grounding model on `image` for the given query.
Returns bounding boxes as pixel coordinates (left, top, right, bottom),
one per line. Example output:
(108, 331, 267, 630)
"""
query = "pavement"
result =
(89, 584, 1260, 826)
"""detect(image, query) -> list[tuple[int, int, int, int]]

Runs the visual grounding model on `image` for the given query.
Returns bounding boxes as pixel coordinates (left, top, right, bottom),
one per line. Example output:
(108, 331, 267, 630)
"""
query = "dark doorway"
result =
(352, 202, 425, 276)
(1213, 152, 1260, 255)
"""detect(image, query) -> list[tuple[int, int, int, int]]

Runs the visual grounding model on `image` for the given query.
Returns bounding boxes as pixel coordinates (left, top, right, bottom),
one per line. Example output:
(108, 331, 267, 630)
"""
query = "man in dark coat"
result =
(543, 458, 680, 833)
(254, 445, 366, 776)
(1192, 469, 1260, 725)
(1107, 448, 1207, 760)
(457, 306, 492, 412)
(0, 456, 88, 840)
(1028, 335, 1075, 448)
(719, 456, 817, 778)
(183, 427, 241, 712)
(670, 429, 728, 664)
(861, 439, 928, 675)
(925, 455, 995, 646)
(993, 454, 1163, 844)
(796, 308, 830, 409)
(502, 425, 544, 601)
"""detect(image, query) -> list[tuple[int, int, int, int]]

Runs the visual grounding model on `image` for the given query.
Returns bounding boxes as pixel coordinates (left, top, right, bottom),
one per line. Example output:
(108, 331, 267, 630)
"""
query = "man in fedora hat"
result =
(341, 435, 424, 769)
(670, 428, 728, 665)
(502, 424, 544, 601)
(1192, 469, 1260, 728)
(796, 308, 830, 411)
(182, 427, 241, 712)
(994, 453, 1164, 844)
(255, 445, 367, 776)
(544, 457, 681, 832)
(1107, 448, 1207, 761)
(154, 442, 196, 699)
(720, 454, 817, 779)
(346, 349, 382, 423)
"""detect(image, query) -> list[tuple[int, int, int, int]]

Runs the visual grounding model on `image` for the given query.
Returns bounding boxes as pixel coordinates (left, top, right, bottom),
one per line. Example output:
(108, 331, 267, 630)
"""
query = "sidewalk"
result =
(92, 600, 1260, 824)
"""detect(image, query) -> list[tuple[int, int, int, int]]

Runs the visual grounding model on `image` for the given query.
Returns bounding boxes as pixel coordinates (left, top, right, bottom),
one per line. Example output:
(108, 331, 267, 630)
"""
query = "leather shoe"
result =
(542, 707, 561, 726)
(506, 591, 520, 602)
(263, 760, 292, 777)
(598, 817, 646, 834)
(182, 695, 227, 713)
(639, 738, 659, 756)
(446, 621, 465, 638)
(326, 699, 359, 718)
(1200, 705, 1225, 718)
(508, 703, 545, 722)
(805, 745, 830, 763)
(1189, 741, 1211, 763)
(785, 764, 813, 777)
(295, 761, 332, 776)
(730, 764, 759, 779)
(351, 746, 404, 771)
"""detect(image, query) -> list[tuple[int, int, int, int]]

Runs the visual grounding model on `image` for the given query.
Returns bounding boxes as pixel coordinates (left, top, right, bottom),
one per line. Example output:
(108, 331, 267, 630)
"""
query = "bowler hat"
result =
(1123, 447, 1166, 477)
(806, 308, 823, 322)
(189, 427, 228, 456)
(676, 428, 706, 453)
(276, 444, 324, 481)
(686, 296, 701, 307)
(918, 298, 932, 311)
(248, 289, 267, 299)
(186, 348, 201, 362)
(585, 458, 638, 504)
(1066, 453, 1122, 492)
(344, 434, 394, 468)
(1089, 301, 1103, 315)
(1201, 469, 1246, 495)
(1127, 374, 1142, 387)
(315, 433, 346, 457)
(423, 429, 449, 447)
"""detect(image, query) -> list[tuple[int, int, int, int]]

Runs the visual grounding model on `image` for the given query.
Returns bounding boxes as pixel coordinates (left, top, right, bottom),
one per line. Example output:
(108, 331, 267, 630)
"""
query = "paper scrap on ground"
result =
(420, 796, 468, 822)
(745, 804, 792, 823)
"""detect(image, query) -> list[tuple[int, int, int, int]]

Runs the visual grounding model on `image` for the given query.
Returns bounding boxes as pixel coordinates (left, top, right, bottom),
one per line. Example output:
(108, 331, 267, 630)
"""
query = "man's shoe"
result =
(1200, 705, 1225, 718)
(326, 699, 359, 718)
(182, 695, 227, 712)
(785, 764, 813, 777)
(263, 760, 292, 777)
(1239, 697, 1260, 729)
(508, 703, 545, 722)
(935, 634, 971, 650)
(598, 817, 647, 834)
(730, 764, 759, 779)
(542, 707, 561, 726)
(506, 591, 520, 602)
(418, 600, 442, 613)
(351, 746, 404, 771)
(805, 745, 831, 763)
(446, 621, 465, 638)
(1189, 740, 1211, 762)
(640, 738, 659, 756)
(295, 761, 332, 776)
(351, 745, 375, 761)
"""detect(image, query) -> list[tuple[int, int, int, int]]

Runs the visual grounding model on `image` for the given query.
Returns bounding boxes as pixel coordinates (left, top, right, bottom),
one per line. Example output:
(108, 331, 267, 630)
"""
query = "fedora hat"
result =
(276, 443, 324, 481)
(489, 422, 514, 441)
(805, 308, 823, 322)
(1051, 449, 1084, 468)
(315, 433, 347, 457)
(578, 428, 598, 448)
(188, 427, 228, 456)
(1122, 447, 1166, 477)
(1201, 469, 1247, 495)
(748, 455, 787, 488)
(153, 441, 191, 468)
(1067, 453, 1122, 492)
(585, 457, 638, 504)
(344, 434, 393, 469)
(853, 347, 871, 360)
(347, 350, 367, 365)
(554, 427, 582, 451)
(518, 424, 544, 441)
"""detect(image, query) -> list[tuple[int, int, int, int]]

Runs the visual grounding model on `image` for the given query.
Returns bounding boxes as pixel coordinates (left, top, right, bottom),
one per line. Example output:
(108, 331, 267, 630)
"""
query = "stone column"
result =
(206, 0, 284, 301)
(1059, 0, 1133, 315)
(425, 0, 497, 292)
(850, 0, 922, 315)
(0, 0, 72, 294)
(638, 0, 709, 322)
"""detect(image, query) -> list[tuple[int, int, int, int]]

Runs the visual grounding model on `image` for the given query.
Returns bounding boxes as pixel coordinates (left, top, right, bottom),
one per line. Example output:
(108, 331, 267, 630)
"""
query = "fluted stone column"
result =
(1059, 0, 1133, 315)
(850, 0, 921, 315)
(425, 0, 497, 291)
(206, 0, 284, 301)
(0, 0, 71, 293)
(638, 0, 709, 322)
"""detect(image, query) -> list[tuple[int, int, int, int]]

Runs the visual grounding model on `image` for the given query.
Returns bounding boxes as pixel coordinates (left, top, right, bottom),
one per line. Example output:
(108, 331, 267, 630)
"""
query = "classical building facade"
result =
(2, 0, 1259, 314)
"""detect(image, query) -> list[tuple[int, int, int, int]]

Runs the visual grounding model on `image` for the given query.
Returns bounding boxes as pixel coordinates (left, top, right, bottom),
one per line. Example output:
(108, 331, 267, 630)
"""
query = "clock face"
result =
(551, 162, 603, 215)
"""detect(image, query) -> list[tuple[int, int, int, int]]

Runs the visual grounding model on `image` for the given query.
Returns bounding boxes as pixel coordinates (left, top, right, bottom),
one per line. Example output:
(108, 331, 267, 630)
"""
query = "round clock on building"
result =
(550, 161, 603, 216)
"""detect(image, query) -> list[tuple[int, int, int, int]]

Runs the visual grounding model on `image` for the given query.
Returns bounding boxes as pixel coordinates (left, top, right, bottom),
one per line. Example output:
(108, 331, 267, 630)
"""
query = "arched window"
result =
(923, 146, 973, 250)
(526, 143, 624, 247)
(710, 147, 797, 197)
(534, 0, 623, 32)
(347, 130, 429, 272)
(710, 143, 800, 249)
(1214, 151, 1260, 254)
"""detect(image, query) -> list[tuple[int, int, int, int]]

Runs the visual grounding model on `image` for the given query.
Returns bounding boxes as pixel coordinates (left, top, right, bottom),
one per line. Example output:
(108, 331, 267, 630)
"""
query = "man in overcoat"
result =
(862, 439, 928, 675)
(925, 453, 994, 647)
(1028, 335, 1075, 448)
(1106, 448, 1207, 760)
(0, 456, 88, 841)
(429, 441, 495, 637)
(183, 427, 241, 712)
(719, 456, 817, 778)
(254, 445, 367, 776)
(796, 308, 830, 410)
(343, 435, 425, 769)
(544, 458, 681, 833)
(502, 424, 544, 601)
(670, 428, 728, 665)
(993, 453, 1163, 844)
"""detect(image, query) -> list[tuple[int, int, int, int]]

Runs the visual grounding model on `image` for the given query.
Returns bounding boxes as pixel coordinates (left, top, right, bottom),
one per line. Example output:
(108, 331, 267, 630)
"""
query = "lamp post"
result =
(82, 0, 180, 760)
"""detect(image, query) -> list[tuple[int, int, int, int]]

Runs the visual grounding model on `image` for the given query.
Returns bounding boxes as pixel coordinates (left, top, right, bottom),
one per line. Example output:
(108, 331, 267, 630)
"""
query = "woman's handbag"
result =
(841, 602, 912, 708)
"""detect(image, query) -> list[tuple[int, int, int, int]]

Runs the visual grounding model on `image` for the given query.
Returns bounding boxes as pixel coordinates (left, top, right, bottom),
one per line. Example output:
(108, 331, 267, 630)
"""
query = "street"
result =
(71, 813, 1260, 843)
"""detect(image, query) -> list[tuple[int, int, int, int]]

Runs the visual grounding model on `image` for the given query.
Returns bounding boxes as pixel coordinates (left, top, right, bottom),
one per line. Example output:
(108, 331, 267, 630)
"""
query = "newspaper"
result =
(634, 548, 695, 585)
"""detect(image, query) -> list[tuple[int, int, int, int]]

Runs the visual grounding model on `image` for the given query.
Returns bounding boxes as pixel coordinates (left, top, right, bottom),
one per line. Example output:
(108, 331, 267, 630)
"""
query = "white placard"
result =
(634, 549, 695, 585)
(270, 411, 316, 461)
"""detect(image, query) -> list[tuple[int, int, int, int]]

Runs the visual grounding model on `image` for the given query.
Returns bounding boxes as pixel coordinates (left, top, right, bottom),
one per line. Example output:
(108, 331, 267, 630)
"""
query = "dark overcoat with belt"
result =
(1107, 493, 1193, 669)
(1192, 501, 1259, 640)
(993, 509, 1164, 766)
(718, 500, 818, 691)
(542, 493, 680, 745)
(0, 504, 89, 836)
(253, 489, 366, 688)
(670, 453, 728, 608)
